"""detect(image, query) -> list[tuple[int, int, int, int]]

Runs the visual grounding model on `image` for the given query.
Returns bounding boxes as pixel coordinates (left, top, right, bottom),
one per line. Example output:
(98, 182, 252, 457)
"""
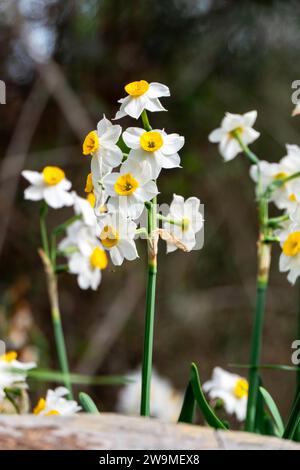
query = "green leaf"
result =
(178, 380, 195, 424)
(190, 363, 227, 430)
(26, 368, 131, 386)
(230, 363, 300, 372)
(259, 387, 284, 436)
(79, 392, 100, 414)
(283, 392, 300, 440)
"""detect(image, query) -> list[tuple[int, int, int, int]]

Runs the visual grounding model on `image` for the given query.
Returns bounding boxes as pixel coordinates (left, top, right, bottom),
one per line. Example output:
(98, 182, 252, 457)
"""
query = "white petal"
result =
(119, 239, 138, 261)
(110, 246, 124, 266)
(160, 152, 181, 169)
(170, 194, 184, 219)
(145, 97, 166, 113)
(208, 128, 225, 143)
(22, 170, 44, 185)
(243, 110, 257, 127)
(124, 96, 146, 119)
(101, 146, 123, 168)
(101, 124, 122, 145)
(123, 127, 144, 149)
(219, 137, 240, 161)
(97, 115, 111, 135)
(135, 181, 159, 202)
(162, 134, 185, 155)
(24, 186, 44, 201)
(242, 128, 260, 145)
(148, 82, 170, 98)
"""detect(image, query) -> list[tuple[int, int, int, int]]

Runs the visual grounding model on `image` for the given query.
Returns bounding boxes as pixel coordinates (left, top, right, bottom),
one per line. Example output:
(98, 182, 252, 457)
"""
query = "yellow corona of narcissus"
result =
(42, 166, 65, 185)
(114, 173, 139, 196)
(90, 247, 108, 270)
(115, 81, 170, 119)
(279, 223, 300, 284)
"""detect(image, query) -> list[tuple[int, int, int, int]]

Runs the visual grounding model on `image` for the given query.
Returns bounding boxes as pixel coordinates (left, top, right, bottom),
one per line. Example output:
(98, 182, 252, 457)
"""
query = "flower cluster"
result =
(209, 110, 300, 285)
(22, 80, 204, 291)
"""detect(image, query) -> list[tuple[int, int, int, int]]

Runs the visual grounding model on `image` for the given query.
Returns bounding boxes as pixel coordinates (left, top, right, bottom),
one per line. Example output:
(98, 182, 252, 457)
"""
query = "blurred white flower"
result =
(104, 160, 159, 220)
(58, 220, 98, 256)
(115, 80, 170, 119)
(123, 127, 184, 178)
(83, 116, 123, 173)
(278, 218, 300, 284)
(22, 166, 73, 209)
(68, 244, 108, 290)
(72, 192, 97, 227)
(0, 351, 36, 400)
(117, 368, 183, 422)
(33, 387, 81, 416)
(97, 212, 138, 266)
(203, 367, 248, 422)
(162, 194, 203, 253)
(209, 111, 259, 161)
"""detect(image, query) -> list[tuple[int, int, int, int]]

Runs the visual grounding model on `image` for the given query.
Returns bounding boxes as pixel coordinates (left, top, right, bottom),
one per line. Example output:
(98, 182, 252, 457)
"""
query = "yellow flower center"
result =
(273, 172, 288, 181)
(283, 231, 300, 257)
(181, 217, 190, 232)
(140, 131, 163, 152)
(0, 351, 17, 362)
(124, 80, 149, 97)
(85, 173, 94, 193)
(33, 398, 46, 415)
(45, 410, 60, 416)
(86, 192, 96, 208)
(90, 247, 108, 270)
(114, 173, 139, 196)
(82, 131, 99, 155)
(229, 126, 244, 138)
(233, 378, 248, 399)
(42, 166, 65, 186)
(100, 225, 120, 249)
(289, 193, 297, 202)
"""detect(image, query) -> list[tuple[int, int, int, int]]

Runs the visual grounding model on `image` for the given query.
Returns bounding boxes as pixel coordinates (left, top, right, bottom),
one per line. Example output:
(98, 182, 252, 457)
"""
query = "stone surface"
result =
(0, 413, 299, 450)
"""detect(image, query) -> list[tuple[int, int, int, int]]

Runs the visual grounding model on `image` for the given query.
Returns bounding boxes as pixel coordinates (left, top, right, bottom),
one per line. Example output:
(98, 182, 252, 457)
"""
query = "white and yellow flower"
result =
(278, 220, 300, 284)
(117, 368, 183, 422)
(58, 220, 98, 257)
(0, 351, 36, 399)
(68, 242, 108, 290)
(203, 367, 248, 422)
(83, 116, 123, 172)
(209, 111, 260, 161)
(114, 80, 170, 120)
(22, 166, 73, 209)
(123, 127, 184, 178)
(72, 192, 97, 227)
(33, 387, 81, 416)
(162, 194, 203, 253)
(97, 212, 138, 266)
(104, 160, 159, 220)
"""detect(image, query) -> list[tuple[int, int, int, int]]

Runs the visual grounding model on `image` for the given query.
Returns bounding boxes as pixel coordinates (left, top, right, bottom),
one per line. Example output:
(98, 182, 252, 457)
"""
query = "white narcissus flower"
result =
(278, 218, 300, 284)
(58, 220, 98, 257)
(117, 368, 183, 423)
(96, 212, 138, 266)
(209, 111, 260, 161)
(33, 387, 81, 416)
(114, 80, 170, 120)
(68, 243, 108, 291)
(0, 351, 36, 399)
(72, 192, 97, 227)
(123, 127, 184, 178)
(162, 194, 203, 253)
(203, 367, 248, 422)
(82, 116, 123, 173)
(104, 160, 159, 220)
(22, 166, 73, 209)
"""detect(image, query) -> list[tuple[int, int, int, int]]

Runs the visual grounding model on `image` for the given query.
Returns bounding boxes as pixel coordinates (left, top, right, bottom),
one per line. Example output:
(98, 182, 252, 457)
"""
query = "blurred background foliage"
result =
(0, 0, 300, 424)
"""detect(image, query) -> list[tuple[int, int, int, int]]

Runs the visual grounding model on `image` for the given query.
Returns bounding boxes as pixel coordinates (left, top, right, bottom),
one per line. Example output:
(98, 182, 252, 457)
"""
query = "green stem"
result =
(297, 279, 300, 391)
(39, 202, 49, 257)
(141, 110, 152, 131)
(135, 227, 148, 237)
(267, 214, 290, 228)
(39, 249, 73, 399)
(156, 213, 185, 228)
(140, 197, 157, 416)
(233, 131, 259, 165)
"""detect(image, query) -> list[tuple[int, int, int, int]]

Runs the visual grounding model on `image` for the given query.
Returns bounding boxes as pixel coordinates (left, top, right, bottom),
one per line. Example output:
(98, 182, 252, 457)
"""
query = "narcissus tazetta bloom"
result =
(59, 220, 98, 257)
(123, 127, 184, 178)
(22, 167, 73, 209)
(83, 116, 123, 173)
(114, 80, 170, 120)
(104, 160, 159, 220)
(203, 367, 248, 422)
(117, 368, 183, 422)
(209, 111, 260, 161)
(68, 243, 108, 290)
(278, 221, 300, 284)
(162, 194, 203, 253)
(97, 212, 138, 266)
(33, 387, 81, 416)
(0, 351, 36, 399)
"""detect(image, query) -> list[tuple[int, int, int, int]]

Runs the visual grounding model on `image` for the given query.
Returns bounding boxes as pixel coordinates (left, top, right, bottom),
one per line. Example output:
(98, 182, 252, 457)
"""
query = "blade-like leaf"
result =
(178, 380, 195, 424)
(26, 368, 131, 386)
(79, 392, 100, 414)
(230, 363, 300, 372)
(283, 392, 300, 440)
(190, 363, 227, 430)
(259, 386, 284, 436)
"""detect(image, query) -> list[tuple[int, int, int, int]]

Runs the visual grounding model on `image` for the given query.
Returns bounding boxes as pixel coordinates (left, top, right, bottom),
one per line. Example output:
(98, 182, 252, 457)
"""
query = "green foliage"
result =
(79, 392, 100, 414)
